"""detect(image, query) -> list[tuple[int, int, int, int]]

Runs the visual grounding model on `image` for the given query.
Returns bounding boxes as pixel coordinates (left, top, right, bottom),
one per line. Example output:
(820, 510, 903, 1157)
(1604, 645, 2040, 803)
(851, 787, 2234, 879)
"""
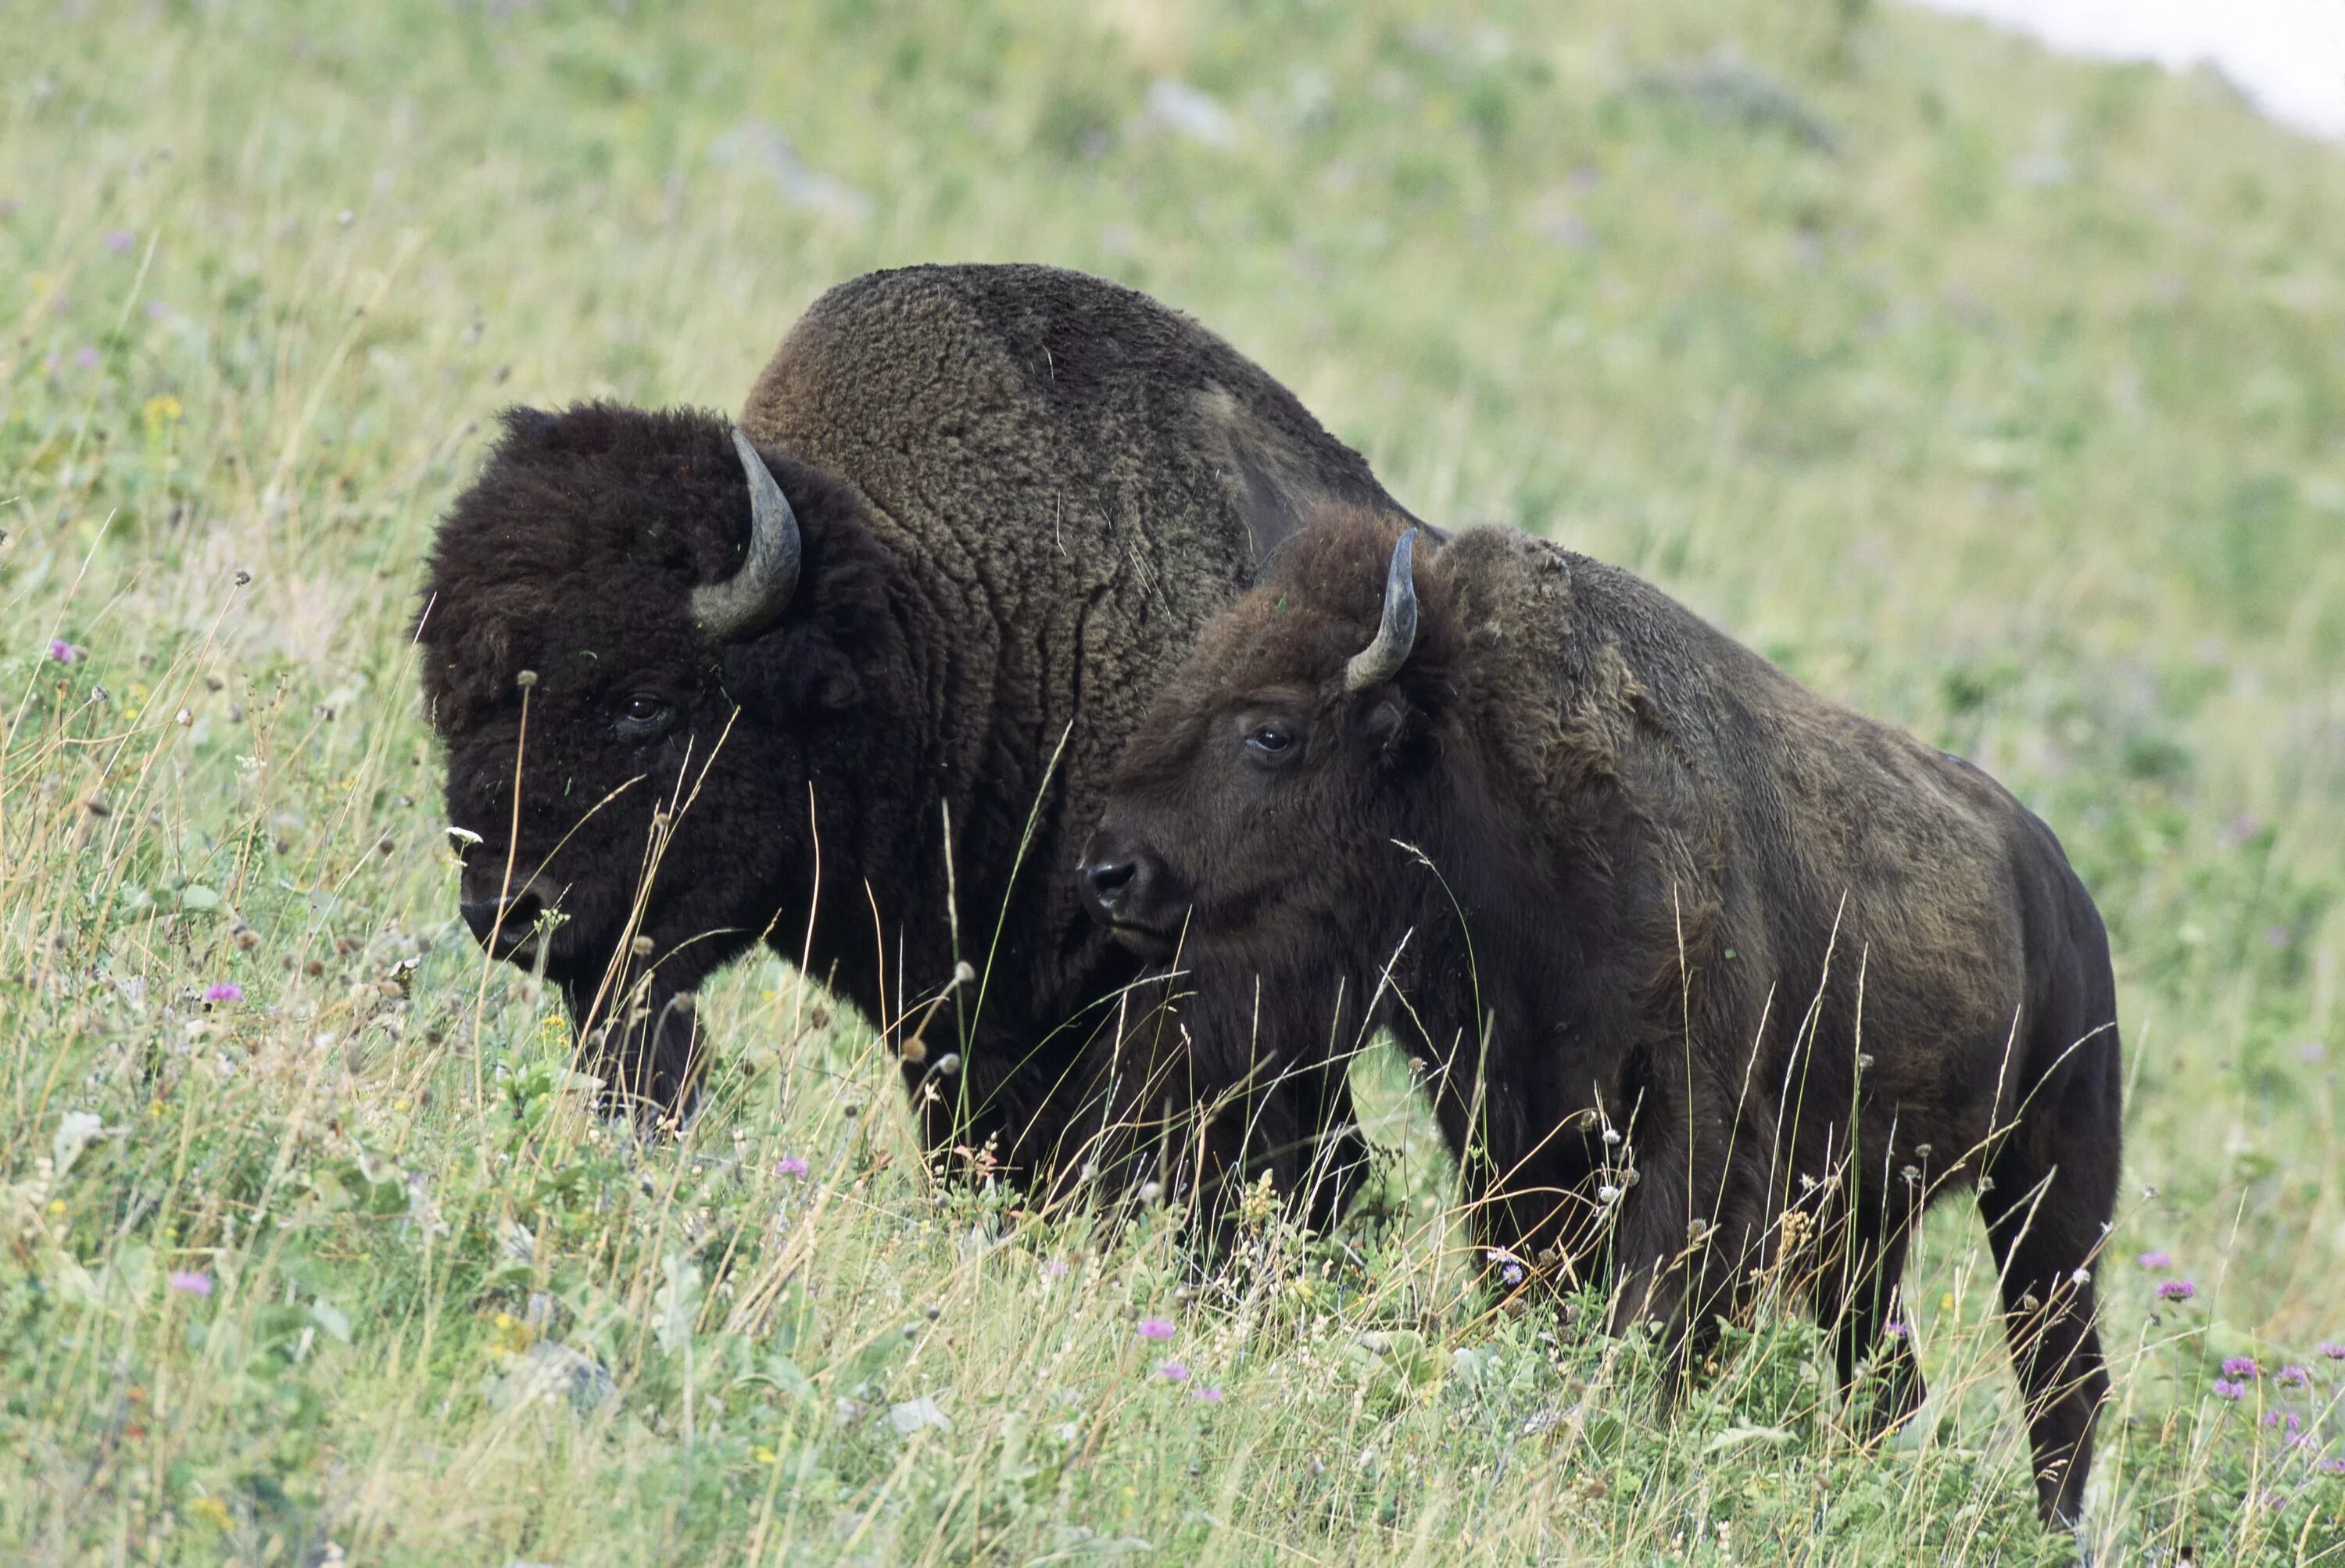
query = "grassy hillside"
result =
(3, 0, 2343, 1560)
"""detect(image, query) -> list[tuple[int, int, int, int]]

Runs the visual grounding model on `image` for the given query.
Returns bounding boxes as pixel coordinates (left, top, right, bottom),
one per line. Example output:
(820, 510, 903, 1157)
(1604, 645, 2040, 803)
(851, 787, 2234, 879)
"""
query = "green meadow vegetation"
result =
(5, 0, 2344, 1560)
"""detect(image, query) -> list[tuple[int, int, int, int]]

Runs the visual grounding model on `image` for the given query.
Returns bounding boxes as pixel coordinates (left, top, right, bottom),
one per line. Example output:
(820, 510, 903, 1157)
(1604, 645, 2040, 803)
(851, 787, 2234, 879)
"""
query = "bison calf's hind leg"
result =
(1979, 1144, 2114, 1527)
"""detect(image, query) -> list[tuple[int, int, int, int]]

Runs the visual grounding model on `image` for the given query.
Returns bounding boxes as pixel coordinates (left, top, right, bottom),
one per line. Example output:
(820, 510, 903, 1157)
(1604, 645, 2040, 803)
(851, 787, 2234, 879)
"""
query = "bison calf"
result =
(1082, 508, 2121, 1527)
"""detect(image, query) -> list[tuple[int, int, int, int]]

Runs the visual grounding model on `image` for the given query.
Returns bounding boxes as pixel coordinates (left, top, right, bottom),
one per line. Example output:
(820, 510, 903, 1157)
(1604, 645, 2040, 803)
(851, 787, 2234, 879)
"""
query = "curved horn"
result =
(1344, 528, 1420, 693)
(693, 427, 803, 639)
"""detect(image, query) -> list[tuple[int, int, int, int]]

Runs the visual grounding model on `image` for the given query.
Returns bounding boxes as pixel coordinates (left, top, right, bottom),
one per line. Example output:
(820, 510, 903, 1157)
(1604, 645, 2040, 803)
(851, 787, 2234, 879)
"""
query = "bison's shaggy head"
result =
(418, 403, 897, 1108)
(1080, 508, 1450, 968)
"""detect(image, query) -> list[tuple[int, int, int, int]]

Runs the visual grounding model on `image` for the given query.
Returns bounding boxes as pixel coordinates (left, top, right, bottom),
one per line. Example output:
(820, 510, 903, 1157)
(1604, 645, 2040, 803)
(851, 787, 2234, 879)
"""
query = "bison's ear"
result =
(725, 635, 864, 722)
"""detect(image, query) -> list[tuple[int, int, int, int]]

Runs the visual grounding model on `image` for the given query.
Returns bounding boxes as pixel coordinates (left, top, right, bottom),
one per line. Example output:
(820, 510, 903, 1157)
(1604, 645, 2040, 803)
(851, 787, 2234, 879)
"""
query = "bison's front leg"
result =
(565, 966, 709, 1126)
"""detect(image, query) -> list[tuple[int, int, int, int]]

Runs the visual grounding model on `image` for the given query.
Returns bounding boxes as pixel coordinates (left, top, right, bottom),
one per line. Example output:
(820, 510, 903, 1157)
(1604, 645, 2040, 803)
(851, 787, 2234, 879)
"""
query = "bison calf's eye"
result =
(614, 693, 674, 741)
(1244, 721, 1299, 763)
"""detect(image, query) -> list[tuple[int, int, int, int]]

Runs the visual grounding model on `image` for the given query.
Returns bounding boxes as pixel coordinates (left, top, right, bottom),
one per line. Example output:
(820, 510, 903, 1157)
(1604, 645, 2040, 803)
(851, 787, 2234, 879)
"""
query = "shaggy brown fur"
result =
(1084, 507, 2121, 1527)
(417, 264, 1402, 1185)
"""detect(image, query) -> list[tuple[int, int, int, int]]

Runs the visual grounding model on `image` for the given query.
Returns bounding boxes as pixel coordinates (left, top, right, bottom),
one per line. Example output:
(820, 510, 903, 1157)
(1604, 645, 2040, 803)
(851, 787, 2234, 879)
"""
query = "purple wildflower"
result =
(48, 639, 83, 664)
(2278, 1365, 2311, 1388)
(1191, 1385, 1223, 1403)
(2323, 1342, 2345, 1361)
(106, 230, 134, 253)
(773, 1155, 807, 1179)
(2223, 1356, 2261, 1380)
(2213, 1378, 2246, 1401)
(202, 983, 242, 1004)
(2136, 1250, 2172, 1271)
(166, 1270, 212, 1297)
(2156, 1279, 2196, 1302)
(2322, 1456, 2345, 1477)
(1487, 1248, 1526, 1287)
(1884, 1319, 1910, 1340)
(1043, 1258, 1070, 1278)
(74, 346, 98, 370)
(2259, 1490, 2289, 1512)
(1137, 1317, 1175, 1341)
(1157, 1361, 1190, 1382)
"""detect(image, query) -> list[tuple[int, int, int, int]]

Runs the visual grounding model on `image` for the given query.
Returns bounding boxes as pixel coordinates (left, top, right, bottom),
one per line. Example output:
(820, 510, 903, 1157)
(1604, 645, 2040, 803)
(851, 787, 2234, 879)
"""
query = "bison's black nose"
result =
(1083, 855, 1139, 912)
(1079, 828, 1167, 938)
(460, 887, 544, 952)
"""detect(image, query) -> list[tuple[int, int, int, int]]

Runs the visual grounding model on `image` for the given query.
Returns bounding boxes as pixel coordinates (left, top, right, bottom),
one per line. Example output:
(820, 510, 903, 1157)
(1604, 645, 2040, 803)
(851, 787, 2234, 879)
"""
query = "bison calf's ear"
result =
(1353, 693, 1414, 760)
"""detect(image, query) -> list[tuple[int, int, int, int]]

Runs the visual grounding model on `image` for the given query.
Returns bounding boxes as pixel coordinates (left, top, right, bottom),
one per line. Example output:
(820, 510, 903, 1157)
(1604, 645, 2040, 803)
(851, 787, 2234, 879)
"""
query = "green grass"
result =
(4, 0, 2344, 1560)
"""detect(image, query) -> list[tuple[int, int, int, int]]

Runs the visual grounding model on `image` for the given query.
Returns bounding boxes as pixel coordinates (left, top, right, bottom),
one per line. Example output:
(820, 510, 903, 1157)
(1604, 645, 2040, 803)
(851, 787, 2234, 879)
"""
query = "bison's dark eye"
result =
(614, 692, 675, 742)
(1244, 721, 1298, 763)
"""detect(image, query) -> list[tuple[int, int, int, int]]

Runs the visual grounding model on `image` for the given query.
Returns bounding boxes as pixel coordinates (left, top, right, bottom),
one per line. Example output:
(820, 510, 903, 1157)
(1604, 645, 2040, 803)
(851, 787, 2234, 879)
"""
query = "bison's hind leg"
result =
(1812, 1201, 1926, 1441)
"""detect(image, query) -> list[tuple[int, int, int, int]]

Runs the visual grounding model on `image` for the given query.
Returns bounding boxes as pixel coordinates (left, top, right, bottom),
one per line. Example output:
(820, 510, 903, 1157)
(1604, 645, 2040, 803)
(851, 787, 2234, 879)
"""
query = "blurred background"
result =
(2, 2, 2341, 1561)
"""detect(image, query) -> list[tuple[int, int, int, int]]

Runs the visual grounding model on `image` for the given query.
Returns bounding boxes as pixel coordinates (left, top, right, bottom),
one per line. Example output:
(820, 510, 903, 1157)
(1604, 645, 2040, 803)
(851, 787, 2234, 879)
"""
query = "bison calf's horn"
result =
(1344, 527, 1420, 692)
(693, 427, 803, 639)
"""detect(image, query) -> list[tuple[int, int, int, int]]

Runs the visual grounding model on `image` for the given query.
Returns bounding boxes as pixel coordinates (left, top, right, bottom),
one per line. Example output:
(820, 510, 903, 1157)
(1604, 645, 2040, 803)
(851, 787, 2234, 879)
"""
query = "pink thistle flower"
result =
(166, 1270, 212, 1297)
(1883, 1320, 1909, 1340)
(202, 983, 242, 1004)
(2156, 1279, 2196, 1302)
(2136, 1250, 2172, 1271)
(2213, 1378, 2245, 1400)
(48, 639, 83, 664)
(1157, 1361, 1190, 1382)
(1137, 1317, 1175, 1341)
(2322, 1456, 2345, 1477)
(1191, 1385, 1223, 1403)
(2278, 1366, 2311, 1388)
(2322, 1342, 2345, 1361)
(773, 1155, 807, 1179)
(2223, 1356, 2261, 1380)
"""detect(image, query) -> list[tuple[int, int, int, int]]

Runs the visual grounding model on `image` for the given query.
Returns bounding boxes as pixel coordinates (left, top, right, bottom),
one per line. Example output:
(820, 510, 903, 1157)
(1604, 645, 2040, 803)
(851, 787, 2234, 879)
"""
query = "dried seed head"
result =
(933, 1053, 961, 1078)
(628, 936, 654, 958)
(515, 669, 539, 690)
(899, 1035, 928, 1064)
(233, 569, 251, 586)
(84, 795, 110, 817)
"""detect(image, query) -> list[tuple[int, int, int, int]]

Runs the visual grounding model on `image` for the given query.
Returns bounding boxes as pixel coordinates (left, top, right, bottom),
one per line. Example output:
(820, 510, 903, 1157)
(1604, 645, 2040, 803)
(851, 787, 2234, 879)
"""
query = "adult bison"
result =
(417, 263, 1404, 1185)
(1080, 507, 2121, 1527)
